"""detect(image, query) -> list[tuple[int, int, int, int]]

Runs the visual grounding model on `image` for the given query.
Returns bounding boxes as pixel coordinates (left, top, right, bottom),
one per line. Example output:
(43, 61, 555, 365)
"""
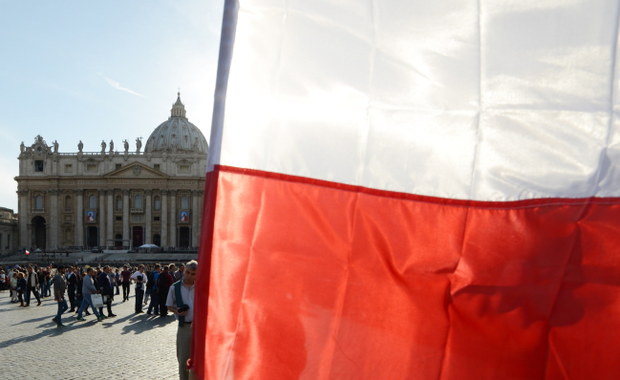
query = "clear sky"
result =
(0, 0, 224, 211)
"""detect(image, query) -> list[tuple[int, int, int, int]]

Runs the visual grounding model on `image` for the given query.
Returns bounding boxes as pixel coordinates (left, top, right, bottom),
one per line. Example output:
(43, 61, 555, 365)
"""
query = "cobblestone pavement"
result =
(0, 285, 179, 380)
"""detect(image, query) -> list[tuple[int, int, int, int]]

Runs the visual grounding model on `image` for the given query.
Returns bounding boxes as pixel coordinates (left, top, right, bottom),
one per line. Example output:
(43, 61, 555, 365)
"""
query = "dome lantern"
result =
(170, 92, 187, 118)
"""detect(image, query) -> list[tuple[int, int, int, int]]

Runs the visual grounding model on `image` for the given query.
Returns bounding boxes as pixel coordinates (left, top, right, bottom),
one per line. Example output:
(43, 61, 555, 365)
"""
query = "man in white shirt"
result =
(130, 265, 148, 313)
(166, 260, 197, 380)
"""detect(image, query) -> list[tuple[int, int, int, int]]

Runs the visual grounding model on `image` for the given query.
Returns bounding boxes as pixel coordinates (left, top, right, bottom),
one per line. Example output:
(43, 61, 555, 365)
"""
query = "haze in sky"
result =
(0, 0, 224, 211)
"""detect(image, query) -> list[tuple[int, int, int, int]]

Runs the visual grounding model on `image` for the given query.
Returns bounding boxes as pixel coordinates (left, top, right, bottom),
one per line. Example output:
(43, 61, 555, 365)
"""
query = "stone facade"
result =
(0, 207, 18, 255)
(15, 94, 207, 252)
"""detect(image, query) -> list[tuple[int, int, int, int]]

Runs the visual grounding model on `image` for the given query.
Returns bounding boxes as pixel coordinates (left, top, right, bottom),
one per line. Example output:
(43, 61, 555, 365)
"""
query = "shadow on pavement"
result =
(0, 321, 65, 347)
(120, 314, 176, 335)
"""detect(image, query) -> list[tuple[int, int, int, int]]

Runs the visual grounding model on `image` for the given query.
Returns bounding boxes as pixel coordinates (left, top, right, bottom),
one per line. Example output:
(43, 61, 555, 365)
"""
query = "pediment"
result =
(104, 162, 168, 179)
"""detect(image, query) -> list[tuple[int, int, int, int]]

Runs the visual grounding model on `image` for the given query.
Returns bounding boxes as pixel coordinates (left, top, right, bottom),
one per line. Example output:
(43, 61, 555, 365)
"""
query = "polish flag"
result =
(193, 1, 620, 379)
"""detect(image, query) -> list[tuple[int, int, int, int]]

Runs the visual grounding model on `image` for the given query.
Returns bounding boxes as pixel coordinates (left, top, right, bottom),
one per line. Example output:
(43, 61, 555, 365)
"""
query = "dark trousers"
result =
(147, 289, 159, 313)
(68, 286, 76, 311)
(159, 287, 169, 316)
(25, 287, 40, 305)
(55, 298, 68, 323)
(98, 295, 113, 316)
(76, 294, 89, 314)
(122, 282, 130, 300)
(135, 288, 144, 312)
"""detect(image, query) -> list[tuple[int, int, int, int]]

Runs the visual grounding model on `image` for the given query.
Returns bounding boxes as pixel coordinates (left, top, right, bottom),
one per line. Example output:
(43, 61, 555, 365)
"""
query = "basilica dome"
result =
(144, 93, 208, 154)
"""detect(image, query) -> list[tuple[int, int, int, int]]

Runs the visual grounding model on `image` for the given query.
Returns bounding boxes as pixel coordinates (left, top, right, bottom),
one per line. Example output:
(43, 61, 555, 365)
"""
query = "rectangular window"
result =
(116, 164, 122, 169)
(180, 196, 189, 209)
(179, 164, 190, 173)
(154, 216, 160, 221)
(64, 164, 73, 173)
(34, 160, 44, 172)
(134, 194, 143, 209)
(115, 216, 122, 221)
(154, 164, 160, 170)
(34, 195, 44, 210)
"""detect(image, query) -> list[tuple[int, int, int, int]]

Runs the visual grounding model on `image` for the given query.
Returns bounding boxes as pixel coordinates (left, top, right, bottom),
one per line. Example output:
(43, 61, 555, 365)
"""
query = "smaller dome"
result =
(144, 93, 208, 154)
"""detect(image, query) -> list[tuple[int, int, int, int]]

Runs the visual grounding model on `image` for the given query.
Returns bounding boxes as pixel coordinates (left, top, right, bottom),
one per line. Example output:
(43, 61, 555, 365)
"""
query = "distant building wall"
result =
(0, 207, 18, 255)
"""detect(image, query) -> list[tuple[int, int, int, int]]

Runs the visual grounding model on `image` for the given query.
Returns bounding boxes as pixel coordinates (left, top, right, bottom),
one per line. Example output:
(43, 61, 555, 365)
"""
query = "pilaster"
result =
(123, 190, 130, 248)
(161, 190, 168, 247)
(145, 190, 152, 244)
(75, 190, 84, 247)
(49, 189, 59, 249)
(99, 189, 106, 247)
(107, 190, 114, 247)
(169, 190, 177, 248)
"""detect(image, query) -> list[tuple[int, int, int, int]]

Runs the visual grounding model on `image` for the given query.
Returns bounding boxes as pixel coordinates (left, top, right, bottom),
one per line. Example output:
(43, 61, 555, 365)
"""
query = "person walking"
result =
(166, 260, 198, 380)
(143, 265, 152, 306)
(120, 265, 132, 301)
(16, 272, 27, 307)
(157, 265, 174, 317)
(147, 264, 161, 315)
(97, 266, 116, 318)
(114, 268, 121, 295)
(66, 266, 78, 312)
(25, 266, 41, 306)
(10, 271, 19, 303)
(51, 266, 68, 327)
(76, 267, 103, 322)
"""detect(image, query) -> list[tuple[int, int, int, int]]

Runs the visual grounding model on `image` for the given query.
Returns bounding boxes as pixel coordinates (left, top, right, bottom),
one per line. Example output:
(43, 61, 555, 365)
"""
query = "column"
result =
(49, 190, 59, 250)
(169, 190, 177, 248)
(107, 190, 114, 246)
(123, 190, 130, 249)
(161, 190, 168, 248)
(145, 190, 152, 244)
(75, 190, 84, 247)
(191, 190, 200, 248)
(18, 190, 30, 249)
(99, 190, 106, 247)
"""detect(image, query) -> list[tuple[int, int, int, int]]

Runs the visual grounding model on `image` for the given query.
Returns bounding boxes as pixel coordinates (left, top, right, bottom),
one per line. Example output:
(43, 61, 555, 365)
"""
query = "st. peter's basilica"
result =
(14, 93, 208, 252)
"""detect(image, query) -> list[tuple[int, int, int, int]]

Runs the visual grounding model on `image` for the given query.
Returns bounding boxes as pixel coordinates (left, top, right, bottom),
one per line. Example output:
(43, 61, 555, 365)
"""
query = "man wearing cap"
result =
(51, 266, 68, 327)
(167, 260, 198, 380)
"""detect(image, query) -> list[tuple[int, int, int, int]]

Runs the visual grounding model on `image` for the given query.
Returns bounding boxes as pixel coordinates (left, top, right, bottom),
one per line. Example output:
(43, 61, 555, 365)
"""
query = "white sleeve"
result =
(165, 286, 175, 308)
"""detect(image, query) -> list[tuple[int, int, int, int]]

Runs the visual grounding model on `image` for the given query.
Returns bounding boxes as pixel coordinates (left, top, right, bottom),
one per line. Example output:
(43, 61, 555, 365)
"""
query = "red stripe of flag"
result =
(193, 165, 620, 379)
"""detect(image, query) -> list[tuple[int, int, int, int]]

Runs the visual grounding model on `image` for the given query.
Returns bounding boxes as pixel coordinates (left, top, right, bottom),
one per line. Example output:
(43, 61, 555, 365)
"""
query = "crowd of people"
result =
(1, 260, 198, 380)
(1, 262, 186, 324)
